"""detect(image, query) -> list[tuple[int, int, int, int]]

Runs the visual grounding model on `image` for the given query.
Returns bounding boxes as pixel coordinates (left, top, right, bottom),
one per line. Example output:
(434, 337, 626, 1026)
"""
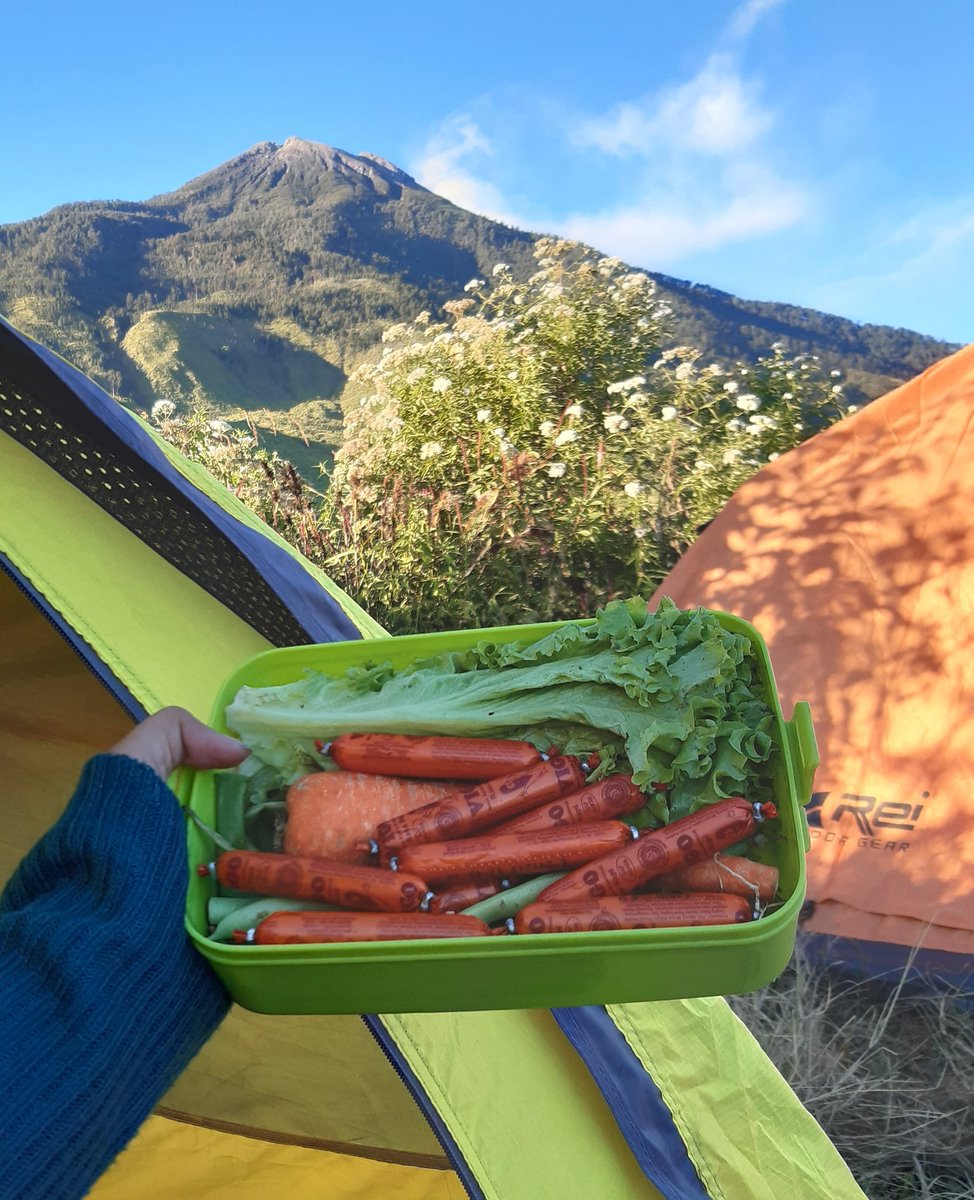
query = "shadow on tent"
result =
(652, 343, 974, 1000)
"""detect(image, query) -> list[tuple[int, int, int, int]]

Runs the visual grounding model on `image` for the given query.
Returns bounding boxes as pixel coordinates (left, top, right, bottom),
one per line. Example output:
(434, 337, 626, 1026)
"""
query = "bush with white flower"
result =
(317, 240, 849, 632)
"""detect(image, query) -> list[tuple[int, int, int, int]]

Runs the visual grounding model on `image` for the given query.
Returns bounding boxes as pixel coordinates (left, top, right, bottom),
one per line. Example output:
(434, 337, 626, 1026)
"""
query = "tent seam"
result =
(152, 1106, 452, 1169)
(382, 1016, 498, 1200)
(609, 1006, 727, 1200)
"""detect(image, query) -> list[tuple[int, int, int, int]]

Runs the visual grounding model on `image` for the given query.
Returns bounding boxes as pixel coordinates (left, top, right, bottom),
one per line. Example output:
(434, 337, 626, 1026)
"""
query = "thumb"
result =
(180, 720, 252, 772)
(110, 707, 250, 780)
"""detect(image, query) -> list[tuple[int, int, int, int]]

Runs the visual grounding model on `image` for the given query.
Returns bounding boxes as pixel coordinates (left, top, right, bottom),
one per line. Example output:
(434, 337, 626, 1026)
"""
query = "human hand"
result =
(109, 706, 250, 781)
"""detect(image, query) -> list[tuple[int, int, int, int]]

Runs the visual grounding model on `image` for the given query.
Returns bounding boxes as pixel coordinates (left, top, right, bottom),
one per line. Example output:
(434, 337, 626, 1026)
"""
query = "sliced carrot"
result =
(284, 771, 457, 864)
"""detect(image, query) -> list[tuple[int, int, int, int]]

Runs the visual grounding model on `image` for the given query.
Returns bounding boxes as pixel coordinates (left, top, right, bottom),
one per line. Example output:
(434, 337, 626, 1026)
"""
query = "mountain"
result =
(0, 137, 958, 479)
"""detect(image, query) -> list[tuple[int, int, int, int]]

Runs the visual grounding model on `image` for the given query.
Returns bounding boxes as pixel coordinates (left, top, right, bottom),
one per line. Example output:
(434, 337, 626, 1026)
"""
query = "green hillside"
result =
(0, 137, 958, 480)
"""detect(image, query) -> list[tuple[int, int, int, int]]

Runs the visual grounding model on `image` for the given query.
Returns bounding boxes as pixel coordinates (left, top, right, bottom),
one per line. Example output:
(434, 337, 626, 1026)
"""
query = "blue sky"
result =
(4, 0, 973, 344)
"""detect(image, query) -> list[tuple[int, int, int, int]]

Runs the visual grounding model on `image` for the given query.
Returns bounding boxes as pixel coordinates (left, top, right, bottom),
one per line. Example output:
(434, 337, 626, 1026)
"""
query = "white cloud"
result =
(409, 0, 809, 267)
(809, 197, 974, 339)
(572, 56, 774, 159)
(884, 202, 974, 258)
(727, 0, 787, 41)
(408, 116, 521, 225)
(558, 171, 808, 265)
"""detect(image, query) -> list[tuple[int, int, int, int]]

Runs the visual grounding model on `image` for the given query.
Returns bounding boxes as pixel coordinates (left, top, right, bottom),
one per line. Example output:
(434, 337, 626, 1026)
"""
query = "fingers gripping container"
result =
(182, 612, 817, 1015)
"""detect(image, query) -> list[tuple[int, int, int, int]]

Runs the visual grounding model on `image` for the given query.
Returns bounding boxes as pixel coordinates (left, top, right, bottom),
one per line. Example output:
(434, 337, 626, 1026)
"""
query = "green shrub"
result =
(316, 238, 850, 633)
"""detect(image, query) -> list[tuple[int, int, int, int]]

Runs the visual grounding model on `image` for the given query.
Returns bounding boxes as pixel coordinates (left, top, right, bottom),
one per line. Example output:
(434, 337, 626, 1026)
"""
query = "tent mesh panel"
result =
(0, 366, 312, 648)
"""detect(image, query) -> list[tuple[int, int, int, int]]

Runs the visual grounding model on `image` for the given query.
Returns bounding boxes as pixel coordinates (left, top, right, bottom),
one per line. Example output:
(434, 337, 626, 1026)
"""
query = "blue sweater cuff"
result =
(0, 754, 231, 1200)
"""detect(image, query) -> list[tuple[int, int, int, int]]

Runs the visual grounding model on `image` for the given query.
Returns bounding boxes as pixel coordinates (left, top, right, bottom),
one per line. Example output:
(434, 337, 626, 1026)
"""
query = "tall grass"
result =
(729, 938, 974, 1199)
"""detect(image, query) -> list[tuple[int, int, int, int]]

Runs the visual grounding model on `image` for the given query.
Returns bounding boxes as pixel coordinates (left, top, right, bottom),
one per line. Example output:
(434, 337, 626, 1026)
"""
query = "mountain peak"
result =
(161, 138, 422, 208)
(277, 137, 421, 189)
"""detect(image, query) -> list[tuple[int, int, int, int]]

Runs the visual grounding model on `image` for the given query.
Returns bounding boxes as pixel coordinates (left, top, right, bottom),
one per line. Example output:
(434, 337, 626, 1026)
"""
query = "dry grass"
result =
(729, 937, 974, 1200)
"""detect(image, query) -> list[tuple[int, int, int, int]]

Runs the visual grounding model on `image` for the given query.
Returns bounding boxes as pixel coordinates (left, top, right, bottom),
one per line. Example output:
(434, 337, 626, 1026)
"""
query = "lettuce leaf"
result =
(224, 597, 775, 824)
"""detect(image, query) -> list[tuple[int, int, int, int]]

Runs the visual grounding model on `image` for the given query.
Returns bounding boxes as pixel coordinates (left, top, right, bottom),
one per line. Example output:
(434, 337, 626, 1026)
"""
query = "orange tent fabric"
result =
(652, 345, 974, 971)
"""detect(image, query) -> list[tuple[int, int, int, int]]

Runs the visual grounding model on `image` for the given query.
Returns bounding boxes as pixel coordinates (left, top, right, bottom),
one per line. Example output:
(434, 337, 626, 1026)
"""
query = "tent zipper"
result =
(0, 552, 146, 722)
(361, 1014, 484, 1200)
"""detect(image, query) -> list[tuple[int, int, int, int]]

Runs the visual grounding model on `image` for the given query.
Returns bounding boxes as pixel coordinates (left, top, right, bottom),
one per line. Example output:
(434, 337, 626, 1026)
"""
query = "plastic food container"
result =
(182, 613, 818, 1014)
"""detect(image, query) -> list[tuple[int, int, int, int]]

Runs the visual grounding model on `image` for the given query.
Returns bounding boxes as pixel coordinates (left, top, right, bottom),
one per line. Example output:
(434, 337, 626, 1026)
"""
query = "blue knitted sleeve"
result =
(0, 754, 231, 1200)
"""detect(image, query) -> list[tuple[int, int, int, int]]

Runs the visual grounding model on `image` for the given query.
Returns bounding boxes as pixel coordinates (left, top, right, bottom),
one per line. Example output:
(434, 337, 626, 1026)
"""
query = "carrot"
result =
(284, 771, 457, 864)
(643, 853, 779, 905)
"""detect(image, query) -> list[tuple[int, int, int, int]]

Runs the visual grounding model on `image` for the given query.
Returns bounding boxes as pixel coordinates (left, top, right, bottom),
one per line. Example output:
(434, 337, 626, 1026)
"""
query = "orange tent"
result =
(652, 345, 974, 985)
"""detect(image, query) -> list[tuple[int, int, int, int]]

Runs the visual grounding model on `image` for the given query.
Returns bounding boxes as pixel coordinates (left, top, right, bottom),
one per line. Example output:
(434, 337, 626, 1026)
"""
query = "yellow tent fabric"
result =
(653, 344, 974, 964)
(93, 1115, 466, 1200)
(0, 314, 868, 1200)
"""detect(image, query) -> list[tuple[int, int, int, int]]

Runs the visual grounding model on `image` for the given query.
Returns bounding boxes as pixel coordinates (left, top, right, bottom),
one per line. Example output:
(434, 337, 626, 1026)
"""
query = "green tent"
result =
(0, 315, 865, 1199)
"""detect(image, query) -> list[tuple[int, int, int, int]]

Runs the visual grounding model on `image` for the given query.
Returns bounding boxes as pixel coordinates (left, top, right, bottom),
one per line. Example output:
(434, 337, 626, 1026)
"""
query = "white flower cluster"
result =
(151, 399, 177, 422)
(607, 375, 646, 395)
(419, 441, 443, 459)
(617, 271, 650, 291)
(745, 414, 778, 434)
(603, 412, 630, 433)
(431, 376, 452, 394)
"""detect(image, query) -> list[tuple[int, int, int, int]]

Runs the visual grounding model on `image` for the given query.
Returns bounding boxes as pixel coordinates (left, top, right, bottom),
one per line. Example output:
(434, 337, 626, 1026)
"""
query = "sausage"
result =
(513, 892, 754, 934)
(644, 853, 779, 905)
(202, 850, 430, 913)
(235, 910, 490, 944)
(487, 774, 644, 834)
(425, 879, 509, 914)
(373, 755, 590, 852)
(320, 733, 546, 780)
(537, 796, 777, 903)
(392, 821, 633, 884)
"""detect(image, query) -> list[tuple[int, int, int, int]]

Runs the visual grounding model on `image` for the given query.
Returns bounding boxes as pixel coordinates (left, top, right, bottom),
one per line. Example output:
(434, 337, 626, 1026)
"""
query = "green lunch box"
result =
(182, 612, 818, 1015)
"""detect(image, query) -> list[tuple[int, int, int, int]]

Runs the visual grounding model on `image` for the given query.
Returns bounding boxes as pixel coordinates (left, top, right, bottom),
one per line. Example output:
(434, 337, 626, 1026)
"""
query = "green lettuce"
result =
(224, 597, 776, 824)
